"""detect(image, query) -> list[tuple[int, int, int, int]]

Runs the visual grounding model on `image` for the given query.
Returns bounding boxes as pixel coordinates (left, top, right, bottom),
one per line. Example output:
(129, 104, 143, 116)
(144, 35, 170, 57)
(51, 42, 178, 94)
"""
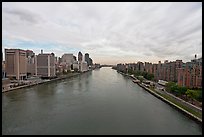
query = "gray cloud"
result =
(2, 2, 202, 64)
(3, 7, 42, 24)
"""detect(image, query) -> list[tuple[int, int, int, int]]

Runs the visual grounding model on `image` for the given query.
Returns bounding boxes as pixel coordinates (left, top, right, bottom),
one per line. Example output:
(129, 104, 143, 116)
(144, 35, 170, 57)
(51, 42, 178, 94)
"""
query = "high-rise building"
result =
(61, 53, 74, 71)
(26, 50, 36, 77)
(116, 63, 126, 72)
(85, 53, 89, 65)
(2, 61, 6, 78)
(5, 49, 27, 80)
(73, 61, 79, 71)
(58, 57, 62, 64)
(137, 61, 144, 72)
(177, 57, 202, 88)
(55, 57, 58, 64)
(175, 60, 183, 82)
(78, 51, 83, 62)
(144, 62, 153, 74)
(73, 56, 77, 61)
(89, 58, 93, 66)
(79, 61, 88, 72)
(62, 54, 74, 64)
(36, 52, 56, 78)
(157, 61, 163, 80)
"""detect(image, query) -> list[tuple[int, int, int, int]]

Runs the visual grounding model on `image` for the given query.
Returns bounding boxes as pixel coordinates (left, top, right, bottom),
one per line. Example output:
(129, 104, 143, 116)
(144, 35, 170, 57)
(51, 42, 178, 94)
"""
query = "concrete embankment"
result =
(117, 71, 202, 124)
(138, 83, 202, 124)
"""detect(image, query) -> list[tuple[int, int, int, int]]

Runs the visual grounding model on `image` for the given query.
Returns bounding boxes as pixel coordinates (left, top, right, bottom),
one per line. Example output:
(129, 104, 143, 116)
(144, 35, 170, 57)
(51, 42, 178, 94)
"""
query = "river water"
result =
(2, 67, 202, 135)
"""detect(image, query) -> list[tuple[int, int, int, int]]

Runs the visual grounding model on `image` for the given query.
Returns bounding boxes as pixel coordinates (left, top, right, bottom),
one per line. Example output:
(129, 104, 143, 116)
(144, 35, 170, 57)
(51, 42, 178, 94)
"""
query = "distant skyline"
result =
(2, 2, 202, 65)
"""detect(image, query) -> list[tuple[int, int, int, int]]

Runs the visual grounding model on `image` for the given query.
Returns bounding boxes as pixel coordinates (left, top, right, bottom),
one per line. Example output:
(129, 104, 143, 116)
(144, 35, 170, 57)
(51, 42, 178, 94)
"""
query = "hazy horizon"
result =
(2, 2, 202, 65)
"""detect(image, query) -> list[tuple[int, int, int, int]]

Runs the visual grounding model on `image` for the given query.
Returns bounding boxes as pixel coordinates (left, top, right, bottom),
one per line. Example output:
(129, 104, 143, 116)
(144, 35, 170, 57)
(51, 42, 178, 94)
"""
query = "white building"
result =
(80, 61, 88, 72)
(61, 53, 74, 71)
(62, 54, 74, 64)
(73, 61, 79, 70)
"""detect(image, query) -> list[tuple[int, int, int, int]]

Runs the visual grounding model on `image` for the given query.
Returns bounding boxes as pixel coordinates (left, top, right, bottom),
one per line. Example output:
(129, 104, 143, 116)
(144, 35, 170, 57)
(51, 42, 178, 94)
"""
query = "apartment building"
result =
(36, 52, 56, 78)
(5, 49, 27, 80)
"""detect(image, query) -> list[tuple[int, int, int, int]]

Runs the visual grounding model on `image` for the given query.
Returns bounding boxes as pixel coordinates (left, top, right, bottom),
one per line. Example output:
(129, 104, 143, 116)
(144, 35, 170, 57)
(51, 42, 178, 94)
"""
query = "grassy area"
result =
(154, 90, 202, 119)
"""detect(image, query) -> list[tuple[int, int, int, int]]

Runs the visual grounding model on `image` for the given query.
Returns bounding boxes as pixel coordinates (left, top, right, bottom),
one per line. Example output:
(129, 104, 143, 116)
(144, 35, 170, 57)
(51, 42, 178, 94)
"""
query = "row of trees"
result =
(165, 82, 202, 102)
(127, 69, 154, 81)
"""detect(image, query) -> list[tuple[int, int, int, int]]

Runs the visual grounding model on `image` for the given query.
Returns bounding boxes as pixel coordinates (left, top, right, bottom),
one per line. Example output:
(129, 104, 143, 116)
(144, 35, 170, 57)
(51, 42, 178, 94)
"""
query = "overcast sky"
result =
(2, 2, 202, 65)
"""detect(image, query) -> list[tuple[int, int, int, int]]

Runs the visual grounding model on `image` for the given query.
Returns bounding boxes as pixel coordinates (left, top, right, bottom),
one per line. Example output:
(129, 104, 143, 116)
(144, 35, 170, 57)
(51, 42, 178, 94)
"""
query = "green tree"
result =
(185, 89, 199, 101)
(145, 73, 154, 80)
(128, 69, 134, 75)
(171, 85, 179, 95)
(197, 90, 202, 101)
(165, 82, 177, 92)
(177, 86, 187, 95)
(134, 71, 141, 76)
(137, 76, 144, 83)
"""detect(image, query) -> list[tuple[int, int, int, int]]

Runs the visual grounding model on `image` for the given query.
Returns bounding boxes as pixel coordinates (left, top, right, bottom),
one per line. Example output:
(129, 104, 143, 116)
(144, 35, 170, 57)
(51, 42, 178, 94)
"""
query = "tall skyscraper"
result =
(89, 58, 93, 66)
(78, 51, 83, 62)
(73, 56, 77, 61)
(85, 53, 90, 65)
(5, 49, 27, 80)
(26, 50, 36, 77)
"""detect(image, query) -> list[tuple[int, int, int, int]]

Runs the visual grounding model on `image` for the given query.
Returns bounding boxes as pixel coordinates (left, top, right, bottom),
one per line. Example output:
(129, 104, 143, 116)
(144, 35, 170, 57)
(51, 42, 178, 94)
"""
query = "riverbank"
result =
(117, 70, 202, 124)
(138, 83, 202, 124)
(2, 72, 82, 93)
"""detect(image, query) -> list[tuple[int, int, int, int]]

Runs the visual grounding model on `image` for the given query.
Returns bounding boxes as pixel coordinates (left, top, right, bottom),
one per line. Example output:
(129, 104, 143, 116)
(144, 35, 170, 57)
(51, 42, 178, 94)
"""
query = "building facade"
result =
(2, 61, 6, 78)
(62, 54, 74, 64)
(5, 49, 27, 80)
(177, 58, 202, 88)
(73, 61, 79, 71)
(116, 57, 202, 89)
(85, 53, 89, 65)
(61, 53, 74, 71)
(26, 50, 36, 77)
(36, 52, 56, 78)
(79, 61, 88, 72)
(78, 51, 83, 62)
(73, 56, 77, 61)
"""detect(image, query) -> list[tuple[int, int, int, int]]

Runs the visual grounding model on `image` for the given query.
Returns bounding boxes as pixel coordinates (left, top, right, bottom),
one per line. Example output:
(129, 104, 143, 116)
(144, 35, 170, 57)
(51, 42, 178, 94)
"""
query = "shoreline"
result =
(2, 72, 84, 93)
(117, 70, 202, 124)
(138, 82, 202, 124)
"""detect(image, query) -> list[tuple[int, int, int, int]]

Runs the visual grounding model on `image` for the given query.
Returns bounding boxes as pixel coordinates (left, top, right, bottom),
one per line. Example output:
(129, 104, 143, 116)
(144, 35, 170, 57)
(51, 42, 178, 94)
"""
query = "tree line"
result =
(165, 82, 202, 102)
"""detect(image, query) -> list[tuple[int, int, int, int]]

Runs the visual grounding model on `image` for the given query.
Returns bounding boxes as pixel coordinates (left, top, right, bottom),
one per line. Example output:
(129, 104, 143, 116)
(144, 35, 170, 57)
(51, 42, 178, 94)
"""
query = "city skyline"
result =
(2, 2, 202, 65)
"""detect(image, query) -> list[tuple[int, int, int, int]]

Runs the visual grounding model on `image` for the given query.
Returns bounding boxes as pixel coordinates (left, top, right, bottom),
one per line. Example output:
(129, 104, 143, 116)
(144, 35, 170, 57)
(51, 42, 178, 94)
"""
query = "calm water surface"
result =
(2, 67, 202, 135)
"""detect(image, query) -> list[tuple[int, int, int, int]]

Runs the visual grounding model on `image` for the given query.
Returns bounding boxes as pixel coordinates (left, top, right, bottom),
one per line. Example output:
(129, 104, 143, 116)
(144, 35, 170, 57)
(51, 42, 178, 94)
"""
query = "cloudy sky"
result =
(2, 2, 202, 65)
